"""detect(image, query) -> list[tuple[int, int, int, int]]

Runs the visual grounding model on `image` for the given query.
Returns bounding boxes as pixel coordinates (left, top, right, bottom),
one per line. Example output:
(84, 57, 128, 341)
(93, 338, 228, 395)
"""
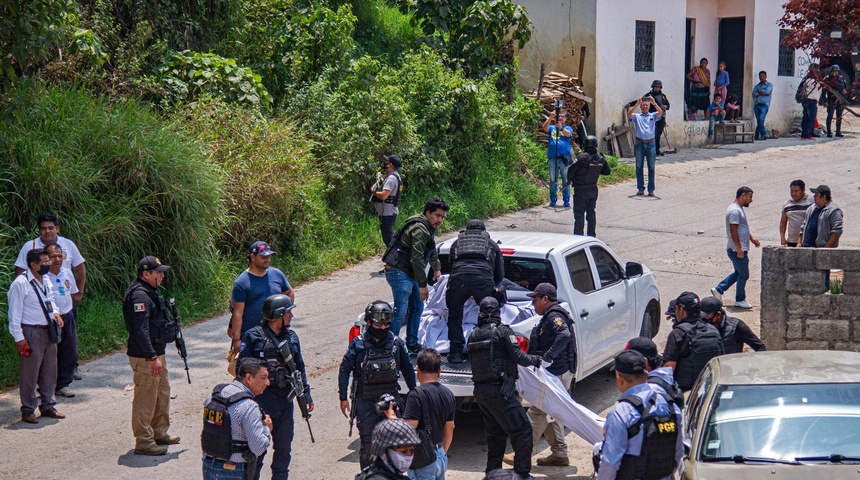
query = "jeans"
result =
(708, 113, 725, 135)
(634, 140, 656, 192)
(253, 388, 295, 480)
(715, 249, 749, 302)
(385, 267, 423, 348)
(408, 447, 448, 480)
(801, 99, 818, 138)
(548, 157, 570, 202)
(754, 103, 769, 139)
(203, 457, 248, 480)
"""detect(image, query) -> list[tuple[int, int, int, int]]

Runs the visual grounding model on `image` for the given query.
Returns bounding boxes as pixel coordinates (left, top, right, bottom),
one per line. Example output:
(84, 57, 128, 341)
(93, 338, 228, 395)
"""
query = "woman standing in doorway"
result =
(686, 58, 711, 120)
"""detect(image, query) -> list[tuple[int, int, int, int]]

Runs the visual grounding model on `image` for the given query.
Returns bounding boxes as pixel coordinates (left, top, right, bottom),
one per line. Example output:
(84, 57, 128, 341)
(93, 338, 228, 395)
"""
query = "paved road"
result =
(1, 134, 859, 480)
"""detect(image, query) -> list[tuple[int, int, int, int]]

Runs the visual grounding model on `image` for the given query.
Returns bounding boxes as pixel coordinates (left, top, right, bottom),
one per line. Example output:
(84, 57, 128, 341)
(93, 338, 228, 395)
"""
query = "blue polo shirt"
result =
(231, 267, 291, 334)
(631, 112, 662, 141)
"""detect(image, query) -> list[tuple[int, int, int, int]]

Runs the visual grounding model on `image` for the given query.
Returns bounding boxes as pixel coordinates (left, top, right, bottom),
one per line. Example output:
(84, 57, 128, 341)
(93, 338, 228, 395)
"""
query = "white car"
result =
(350, 232, 661, 403)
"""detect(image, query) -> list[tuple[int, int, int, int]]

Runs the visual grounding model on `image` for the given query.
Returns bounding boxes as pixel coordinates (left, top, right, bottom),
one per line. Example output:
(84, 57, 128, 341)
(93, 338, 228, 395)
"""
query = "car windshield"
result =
(700, 384, 860, 462)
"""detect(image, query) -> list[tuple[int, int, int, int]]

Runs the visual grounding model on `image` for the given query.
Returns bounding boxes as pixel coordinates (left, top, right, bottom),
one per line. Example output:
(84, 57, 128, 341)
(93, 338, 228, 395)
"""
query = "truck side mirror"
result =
(625, 262, 643, 278)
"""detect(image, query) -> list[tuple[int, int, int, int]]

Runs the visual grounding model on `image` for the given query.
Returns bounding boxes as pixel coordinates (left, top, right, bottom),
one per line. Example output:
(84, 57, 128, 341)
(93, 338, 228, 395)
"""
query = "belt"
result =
(636, 137, 655, 143)
(203, 455, 245, 465)
(23, 324, 48, 329)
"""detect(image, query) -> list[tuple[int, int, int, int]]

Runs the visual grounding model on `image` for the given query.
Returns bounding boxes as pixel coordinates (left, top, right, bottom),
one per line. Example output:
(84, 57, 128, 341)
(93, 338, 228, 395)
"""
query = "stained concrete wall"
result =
(761, 246, 860, 351)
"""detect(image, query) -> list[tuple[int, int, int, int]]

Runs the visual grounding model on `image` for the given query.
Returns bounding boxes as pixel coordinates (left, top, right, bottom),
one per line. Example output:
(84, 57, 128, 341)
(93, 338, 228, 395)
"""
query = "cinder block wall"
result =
(761, 246, 860, 351)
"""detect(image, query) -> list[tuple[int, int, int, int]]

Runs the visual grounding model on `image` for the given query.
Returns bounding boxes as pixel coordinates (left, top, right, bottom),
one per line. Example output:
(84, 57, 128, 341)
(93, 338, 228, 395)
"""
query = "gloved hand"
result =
(541, 359, 552, 369)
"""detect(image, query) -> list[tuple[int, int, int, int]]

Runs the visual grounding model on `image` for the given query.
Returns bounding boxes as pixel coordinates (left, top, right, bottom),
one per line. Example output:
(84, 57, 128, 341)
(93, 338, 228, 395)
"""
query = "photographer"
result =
(339, 301, 417, 469)
(542, 105, 573, 207)
(370, 155, 403, 252)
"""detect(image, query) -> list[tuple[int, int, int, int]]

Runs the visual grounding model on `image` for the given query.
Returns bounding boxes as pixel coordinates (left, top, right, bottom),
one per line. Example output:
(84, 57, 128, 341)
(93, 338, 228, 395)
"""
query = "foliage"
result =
(350, 0, 422, 63)
(155, 51, 272, 107)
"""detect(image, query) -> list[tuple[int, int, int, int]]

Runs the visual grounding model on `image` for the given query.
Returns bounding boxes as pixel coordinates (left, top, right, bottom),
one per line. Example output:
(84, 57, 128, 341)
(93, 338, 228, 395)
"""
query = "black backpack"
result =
(795, 79, 810, 104)
(673, 319, 724, 390)
(616, 392, 679, 480)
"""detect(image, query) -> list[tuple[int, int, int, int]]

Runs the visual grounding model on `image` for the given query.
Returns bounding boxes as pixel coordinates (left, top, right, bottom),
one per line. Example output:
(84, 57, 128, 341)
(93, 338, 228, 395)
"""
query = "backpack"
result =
(616, 392, 679, 480)
(795, 79, 809, 104)
(673, 319, 724, 390)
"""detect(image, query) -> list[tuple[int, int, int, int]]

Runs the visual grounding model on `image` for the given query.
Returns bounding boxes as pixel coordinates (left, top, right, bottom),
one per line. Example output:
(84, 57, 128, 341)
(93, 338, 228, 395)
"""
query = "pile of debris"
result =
(525, 71, 592, 145)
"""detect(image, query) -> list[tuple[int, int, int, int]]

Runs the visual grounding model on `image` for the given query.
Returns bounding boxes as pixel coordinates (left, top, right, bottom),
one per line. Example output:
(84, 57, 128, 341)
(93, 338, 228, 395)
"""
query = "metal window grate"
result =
(778, 29, 795, 77)
(635, 21, 655, 72)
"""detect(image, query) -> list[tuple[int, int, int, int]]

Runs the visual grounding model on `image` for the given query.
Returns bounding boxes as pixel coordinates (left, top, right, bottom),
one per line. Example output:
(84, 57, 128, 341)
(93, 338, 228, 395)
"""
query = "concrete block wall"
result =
(761, 246, 860, 351)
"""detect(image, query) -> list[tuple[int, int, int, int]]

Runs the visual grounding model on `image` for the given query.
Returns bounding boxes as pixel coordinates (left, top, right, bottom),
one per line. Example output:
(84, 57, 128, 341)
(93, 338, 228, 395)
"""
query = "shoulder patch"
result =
(509, 335, 518, 344)
(553, 318, 563, 327)
(239, 341, 246, 353)
(133, 303, 146, 312)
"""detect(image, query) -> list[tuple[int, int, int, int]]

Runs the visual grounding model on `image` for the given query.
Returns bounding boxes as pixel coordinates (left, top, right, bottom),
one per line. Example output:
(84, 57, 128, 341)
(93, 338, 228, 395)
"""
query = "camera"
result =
(374, 393, 397, 413)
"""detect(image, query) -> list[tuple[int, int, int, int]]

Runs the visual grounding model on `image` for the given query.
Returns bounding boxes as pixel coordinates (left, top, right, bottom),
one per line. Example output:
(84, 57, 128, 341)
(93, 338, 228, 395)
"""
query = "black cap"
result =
(248, 241, 276, 256)
(675, 291, 701, 314)
(700, 296, 723, 315)
(664, 299, 677, 318)
(527, 282, 557, 301)
(810, 185, 831, 197)
(466, 219, 486, 231)
(625, 337, 659, 360)
(614, 350, 647, 375)
(138, 255, 170, 274)
(383, 154, 402, 169)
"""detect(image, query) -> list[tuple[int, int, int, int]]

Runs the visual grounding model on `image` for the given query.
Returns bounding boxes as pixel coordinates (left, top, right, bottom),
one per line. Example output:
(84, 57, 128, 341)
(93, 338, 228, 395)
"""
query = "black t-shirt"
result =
(402, 382, 455, 445)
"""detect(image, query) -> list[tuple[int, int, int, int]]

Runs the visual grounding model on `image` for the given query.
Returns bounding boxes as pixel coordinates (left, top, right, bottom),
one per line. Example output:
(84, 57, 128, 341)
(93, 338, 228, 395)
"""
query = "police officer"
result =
(522, 282, 576, 467)
(238, 294, 313, 480)
(202, 358, 273, 479)
(597, 350, 682, 480)
(468, 297, 543, 480)
(567, 135, 611, 237)
(446, 219, 504, 363)
(662, 292, 723, 392)
(624, 337, 684, 408)
(122, 255, 180, 456)
(357, 419, 421, 480)
(339, 301, 417, 469)
(370, 154, 403, 250)
(700, 297, 766, 354)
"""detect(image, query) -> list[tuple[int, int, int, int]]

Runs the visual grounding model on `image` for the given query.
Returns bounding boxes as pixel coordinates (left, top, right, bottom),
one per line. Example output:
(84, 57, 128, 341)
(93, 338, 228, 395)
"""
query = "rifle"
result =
(348, 377, 358, 437)
(369, 171, 383, 202)
(167, 298, 191, 384)
(263, 326, 315, 443)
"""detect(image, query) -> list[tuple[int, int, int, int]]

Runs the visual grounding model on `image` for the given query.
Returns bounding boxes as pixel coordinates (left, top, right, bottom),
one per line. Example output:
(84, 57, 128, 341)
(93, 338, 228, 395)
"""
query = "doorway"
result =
(718, 17, 745, 111)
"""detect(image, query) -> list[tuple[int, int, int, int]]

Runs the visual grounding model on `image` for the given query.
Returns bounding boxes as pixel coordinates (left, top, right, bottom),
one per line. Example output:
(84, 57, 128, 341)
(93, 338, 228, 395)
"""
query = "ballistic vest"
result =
(571, 152, 607, 187)
(672, 318, 724, 390)
(122, 282, 176, 345)
(719, 316, 742, 354)
(468, 321, 517, 383)
(453, 229, 491, 262)
(361, 336, 400, 400)
(616, 392, 679, 480)
(371, 172, 402, 206)
(255, 325, 291, 390)
(529, 304, 577, 375)
(391, 217, 435, 276)
(201, 383, 256, 462)
(647, 376, 685, 409)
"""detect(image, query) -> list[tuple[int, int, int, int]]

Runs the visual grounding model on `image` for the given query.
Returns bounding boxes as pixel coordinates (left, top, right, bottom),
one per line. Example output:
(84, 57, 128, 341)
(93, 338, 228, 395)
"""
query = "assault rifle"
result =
(263, 326, 315, 443)
(167, 298, 191, 384)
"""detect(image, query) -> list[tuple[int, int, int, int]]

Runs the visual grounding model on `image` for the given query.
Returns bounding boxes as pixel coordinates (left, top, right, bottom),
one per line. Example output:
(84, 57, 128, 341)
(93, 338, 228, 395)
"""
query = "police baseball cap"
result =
(383, 154, 402, 169)
(625, 337, 659, 360)
(700, 296, 723, 315)
(138, 255, 169, 274)
(614, 350, 647, 375)
(527, 282, 557, 301)
(248, 241, 276, 256)
(675, 291, 701, 314)
(664, 299, 677, 318)
(811, 185, 831, 197)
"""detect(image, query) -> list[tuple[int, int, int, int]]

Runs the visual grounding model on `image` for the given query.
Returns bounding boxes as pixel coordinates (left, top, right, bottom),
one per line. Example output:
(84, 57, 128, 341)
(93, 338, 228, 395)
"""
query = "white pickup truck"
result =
(350, 231, 661, 403)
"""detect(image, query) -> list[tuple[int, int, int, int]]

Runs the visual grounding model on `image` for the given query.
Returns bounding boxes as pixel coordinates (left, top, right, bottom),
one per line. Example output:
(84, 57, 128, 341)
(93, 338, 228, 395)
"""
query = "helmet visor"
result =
(369, 311, 393, 326)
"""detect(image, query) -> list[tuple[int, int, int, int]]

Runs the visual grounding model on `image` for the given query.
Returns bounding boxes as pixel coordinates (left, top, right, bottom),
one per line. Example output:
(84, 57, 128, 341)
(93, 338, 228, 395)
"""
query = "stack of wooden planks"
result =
(525, 71, 593, 145)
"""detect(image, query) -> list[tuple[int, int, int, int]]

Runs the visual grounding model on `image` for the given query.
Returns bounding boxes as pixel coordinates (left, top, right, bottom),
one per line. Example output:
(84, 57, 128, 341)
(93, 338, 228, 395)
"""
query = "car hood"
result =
(689, 462, 860, 480)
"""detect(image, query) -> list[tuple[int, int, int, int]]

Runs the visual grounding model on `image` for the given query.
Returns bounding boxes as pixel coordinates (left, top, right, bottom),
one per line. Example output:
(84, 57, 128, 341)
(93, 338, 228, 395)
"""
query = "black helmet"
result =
(478, 296, 501, 325)
(584, 135, 599, 150)
(262, 294, 295, 321)
(364, 300, 394, 326)
(370, 419, 420, 457)
(651, 79, 663, 88)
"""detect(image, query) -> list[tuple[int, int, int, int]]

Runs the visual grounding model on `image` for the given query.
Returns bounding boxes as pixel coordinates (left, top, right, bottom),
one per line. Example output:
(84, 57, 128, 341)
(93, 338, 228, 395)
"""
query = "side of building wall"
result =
(761, 246, 860, 351)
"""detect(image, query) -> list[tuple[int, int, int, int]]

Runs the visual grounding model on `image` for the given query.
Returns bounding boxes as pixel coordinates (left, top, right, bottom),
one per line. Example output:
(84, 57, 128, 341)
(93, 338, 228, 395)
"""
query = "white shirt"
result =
(14, 236, 85, 272)
(7, 270, 59, 342)
(47, 267, 78, 315)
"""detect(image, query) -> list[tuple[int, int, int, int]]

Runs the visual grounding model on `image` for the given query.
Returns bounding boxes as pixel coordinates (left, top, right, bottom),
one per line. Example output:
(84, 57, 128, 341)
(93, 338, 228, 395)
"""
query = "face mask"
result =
(386, 449, 414, 474)
(38, 265, 50, 276)
(369, 325, 389, 341)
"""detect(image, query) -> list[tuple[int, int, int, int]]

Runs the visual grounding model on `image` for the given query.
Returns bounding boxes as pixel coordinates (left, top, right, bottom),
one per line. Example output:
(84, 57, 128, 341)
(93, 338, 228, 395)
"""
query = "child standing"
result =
(714, 61, 730, 105)
(725, 94, 740, 122)
(708, 93, 726, 137)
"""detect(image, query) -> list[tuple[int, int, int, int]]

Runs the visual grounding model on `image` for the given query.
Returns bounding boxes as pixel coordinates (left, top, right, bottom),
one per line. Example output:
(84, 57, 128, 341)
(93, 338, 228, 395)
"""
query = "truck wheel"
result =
(639, 301, 660, 339)
(639, 309, 652, 338)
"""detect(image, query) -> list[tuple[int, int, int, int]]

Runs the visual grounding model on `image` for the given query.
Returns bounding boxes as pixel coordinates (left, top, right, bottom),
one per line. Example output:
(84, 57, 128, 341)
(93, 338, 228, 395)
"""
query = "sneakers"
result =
(502, 453, 516, 466)
(710, 288, 722, 301)
(734, 300, 753, 309)
(155, 435, 181, 445)
(73, 368, 82, 381)
(134, 445, 168, 456)
(536, 455, 570, 466)
(55, 387, 76, 398)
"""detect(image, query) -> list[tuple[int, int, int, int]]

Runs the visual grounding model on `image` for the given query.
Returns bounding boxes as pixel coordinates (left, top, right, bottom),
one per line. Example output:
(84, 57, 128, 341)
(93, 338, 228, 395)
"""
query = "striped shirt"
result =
(783, 194, 813, 242)
(205, 380, 271, 463)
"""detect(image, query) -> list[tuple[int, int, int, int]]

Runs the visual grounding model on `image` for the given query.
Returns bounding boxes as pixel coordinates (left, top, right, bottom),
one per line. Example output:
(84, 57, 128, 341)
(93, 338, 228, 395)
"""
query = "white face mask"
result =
(386, 448, 414, 473)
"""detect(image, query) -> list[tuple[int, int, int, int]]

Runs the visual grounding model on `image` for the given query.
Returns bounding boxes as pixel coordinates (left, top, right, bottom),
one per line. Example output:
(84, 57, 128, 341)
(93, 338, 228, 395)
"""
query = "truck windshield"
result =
(438, 254, 556, 291)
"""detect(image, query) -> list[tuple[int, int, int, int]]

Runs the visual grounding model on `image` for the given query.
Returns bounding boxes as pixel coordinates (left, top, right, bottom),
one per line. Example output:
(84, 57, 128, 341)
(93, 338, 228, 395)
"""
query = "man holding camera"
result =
(543, 107, 573, 207)
(370, 154, 403, 250)
(627, 96, 663, 196)
(339, 301, 417, 469)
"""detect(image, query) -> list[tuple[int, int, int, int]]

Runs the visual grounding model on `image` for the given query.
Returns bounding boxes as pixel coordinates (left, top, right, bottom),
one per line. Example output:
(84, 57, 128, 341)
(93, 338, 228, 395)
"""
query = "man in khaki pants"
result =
(122, 256, 180, 455)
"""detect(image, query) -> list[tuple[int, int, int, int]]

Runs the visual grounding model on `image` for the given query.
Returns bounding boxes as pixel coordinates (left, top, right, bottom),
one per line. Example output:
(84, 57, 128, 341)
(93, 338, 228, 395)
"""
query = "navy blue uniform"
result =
(339, 331, 416, 468)
(239, 325, 312, 480)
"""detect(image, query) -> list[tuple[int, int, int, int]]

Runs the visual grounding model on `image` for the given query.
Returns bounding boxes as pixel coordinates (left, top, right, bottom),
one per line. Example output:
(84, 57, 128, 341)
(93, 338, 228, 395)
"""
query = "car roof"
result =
(438, 231, 596, 256)
(713, 350, 860, 385)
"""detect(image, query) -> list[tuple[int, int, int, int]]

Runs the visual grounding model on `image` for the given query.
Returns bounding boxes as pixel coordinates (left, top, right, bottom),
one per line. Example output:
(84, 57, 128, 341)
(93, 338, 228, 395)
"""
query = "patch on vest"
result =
(509, 335, 517, 344)
(133, 303, 146, 312)
(553, 318, 563, 327)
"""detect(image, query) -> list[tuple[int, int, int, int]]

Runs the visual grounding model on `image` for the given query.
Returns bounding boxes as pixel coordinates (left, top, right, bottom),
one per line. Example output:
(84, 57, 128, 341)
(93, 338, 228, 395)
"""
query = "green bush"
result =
(155, 51, 272, 108)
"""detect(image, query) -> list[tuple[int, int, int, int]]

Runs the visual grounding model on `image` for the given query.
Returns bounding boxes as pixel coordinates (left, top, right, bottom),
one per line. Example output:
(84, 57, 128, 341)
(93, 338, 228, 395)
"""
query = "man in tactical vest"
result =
(597, 350, 683, 480)
(469, 297, 543, 480)
(340, 301, 418, 469)
(383, 197, 449, 353)
(371, 155, 403, 250)
(567, 135, 611, 237)
(624, 337, 684, 409)
(700, 297, 766, 354)
(238, 294, 313, 480)
(662, 292, 723, 392)
(445, 219, 505, 363)
(202, 358, 273, 479)
(519, 283, 577, 467)
(123, 255, 180, 456)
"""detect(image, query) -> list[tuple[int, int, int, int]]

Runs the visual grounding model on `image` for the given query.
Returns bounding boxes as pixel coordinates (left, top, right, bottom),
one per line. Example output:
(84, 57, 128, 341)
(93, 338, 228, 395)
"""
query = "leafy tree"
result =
(778, 0, 860, 61)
